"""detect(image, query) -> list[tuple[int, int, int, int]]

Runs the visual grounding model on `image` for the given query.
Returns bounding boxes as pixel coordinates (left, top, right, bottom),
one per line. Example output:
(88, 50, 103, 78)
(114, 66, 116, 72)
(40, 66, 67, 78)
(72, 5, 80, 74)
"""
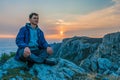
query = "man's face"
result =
(29, 15, 39, 25)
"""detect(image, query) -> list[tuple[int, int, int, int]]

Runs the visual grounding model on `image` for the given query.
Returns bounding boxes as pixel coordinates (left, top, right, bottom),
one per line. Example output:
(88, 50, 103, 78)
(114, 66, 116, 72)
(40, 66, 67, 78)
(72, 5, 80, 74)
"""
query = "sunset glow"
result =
(0, 0, 120, 42)
(0, 35, 15, 38)
(60, 31, 63, 35)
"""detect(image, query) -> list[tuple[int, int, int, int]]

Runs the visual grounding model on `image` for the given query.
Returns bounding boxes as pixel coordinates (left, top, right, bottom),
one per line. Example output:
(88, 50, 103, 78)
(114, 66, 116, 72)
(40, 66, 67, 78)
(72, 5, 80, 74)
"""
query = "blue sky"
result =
(0, 0, 120, 42)
(0, 0, 114, 15)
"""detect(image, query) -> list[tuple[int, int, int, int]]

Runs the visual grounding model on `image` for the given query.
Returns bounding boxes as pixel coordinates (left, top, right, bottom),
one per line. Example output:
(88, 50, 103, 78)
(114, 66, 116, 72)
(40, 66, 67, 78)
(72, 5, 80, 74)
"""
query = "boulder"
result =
(57, 36, 102, 64)
(0, 57, 85, 80)
(95, 32, 120, 66)
(97, 58, 112, 73)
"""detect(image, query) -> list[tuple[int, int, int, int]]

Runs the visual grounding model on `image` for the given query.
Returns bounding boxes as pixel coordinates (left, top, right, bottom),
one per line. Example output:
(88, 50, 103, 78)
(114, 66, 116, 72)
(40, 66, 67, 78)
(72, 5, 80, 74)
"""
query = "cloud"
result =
(51, 0, 120, 38)
(73, 0, 119, 28)
(0, 0, 119, 41)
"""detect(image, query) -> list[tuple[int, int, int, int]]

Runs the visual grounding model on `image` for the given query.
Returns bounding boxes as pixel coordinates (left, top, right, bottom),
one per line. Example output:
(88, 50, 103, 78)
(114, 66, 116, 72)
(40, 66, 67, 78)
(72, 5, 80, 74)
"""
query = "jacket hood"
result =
(25, 23, 39, 29)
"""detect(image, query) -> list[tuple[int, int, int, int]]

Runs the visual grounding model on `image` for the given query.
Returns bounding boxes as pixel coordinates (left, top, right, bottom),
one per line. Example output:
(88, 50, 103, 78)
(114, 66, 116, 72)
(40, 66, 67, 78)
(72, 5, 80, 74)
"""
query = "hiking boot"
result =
(44, 58, 58, 66)
(24, 61, 34, 71)
(27, 61, 34, 68)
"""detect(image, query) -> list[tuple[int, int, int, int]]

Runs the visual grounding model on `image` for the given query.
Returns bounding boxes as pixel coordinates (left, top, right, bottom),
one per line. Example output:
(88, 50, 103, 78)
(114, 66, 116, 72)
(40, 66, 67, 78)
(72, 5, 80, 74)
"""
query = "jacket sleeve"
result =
(40, 31, 50, 49)
(16, 27, 28, 49)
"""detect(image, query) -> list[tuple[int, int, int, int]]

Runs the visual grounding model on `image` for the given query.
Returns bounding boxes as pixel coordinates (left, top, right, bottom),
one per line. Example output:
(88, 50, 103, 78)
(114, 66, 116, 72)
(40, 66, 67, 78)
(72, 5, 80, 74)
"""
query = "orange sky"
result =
(0, 35, 15, 38)
(0, 0, 120, 42)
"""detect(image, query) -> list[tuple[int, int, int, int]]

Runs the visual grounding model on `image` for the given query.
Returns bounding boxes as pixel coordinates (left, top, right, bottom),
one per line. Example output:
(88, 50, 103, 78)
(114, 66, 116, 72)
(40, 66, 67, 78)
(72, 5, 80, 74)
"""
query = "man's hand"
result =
(24, 47, 31, 58)
(47, 47, 53, 55)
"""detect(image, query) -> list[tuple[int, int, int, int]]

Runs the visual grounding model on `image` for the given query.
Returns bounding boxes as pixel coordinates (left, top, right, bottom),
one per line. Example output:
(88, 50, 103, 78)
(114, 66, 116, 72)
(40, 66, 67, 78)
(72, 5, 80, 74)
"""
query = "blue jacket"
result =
(15, 23, 50, 60)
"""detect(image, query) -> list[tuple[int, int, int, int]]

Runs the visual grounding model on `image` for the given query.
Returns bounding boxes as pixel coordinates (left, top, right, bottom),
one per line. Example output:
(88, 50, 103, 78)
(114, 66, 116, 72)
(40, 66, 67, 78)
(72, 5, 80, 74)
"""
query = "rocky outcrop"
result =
(80, 58, 117, 74)
(95, 32, 120, 66)
(0, 58, 85, 80)
(56, 36, 102, 64)
(0, 32, 120, 79)
(79, 32, 120, 76)
(53, 32, 120, 77)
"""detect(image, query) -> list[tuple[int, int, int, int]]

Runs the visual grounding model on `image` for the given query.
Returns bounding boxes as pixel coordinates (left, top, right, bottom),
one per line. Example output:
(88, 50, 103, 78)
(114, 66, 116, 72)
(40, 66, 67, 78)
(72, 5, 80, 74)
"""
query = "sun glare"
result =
(60, 31, 63, 35)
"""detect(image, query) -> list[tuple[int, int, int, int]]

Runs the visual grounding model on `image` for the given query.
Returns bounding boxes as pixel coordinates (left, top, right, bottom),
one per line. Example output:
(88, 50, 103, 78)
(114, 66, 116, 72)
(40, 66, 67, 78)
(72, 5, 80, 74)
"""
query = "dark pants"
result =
(18, 48, 50, 64)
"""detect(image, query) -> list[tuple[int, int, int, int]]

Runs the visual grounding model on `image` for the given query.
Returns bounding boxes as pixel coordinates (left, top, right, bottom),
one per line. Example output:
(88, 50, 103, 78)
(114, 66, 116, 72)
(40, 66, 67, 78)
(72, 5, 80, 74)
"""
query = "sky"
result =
(0, 0, 120, 42)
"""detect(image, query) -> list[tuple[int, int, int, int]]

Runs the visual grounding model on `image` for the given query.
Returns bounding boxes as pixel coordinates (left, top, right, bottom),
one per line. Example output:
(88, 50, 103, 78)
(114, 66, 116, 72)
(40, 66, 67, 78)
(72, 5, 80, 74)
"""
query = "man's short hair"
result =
(29, 13, 39, 19)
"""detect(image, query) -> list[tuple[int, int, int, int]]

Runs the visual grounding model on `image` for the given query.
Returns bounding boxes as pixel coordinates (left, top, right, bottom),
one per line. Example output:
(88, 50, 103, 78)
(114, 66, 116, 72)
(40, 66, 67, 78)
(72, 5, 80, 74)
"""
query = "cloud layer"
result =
(0, 0, 119, 42)
(46, 0, 120, 39)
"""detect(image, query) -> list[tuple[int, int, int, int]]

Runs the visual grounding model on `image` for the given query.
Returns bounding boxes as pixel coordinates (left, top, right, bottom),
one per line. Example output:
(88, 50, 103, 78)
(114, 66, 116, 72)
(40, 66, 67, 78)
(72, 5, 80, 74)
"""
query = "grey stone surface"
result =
(0, 58, 85, 80)
(56, 36, 102, 64)
(97, 58, 112, 71)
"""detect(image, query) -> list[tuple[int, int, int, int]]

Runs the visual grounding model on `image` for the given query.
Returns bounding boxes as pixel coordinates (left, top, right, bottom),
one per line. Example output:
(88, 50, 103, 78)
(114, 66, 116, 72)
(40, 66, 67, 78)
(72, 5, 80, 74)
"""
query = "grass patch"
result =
(72, 73, 120, 80)
(0, 52, 16, 65)
(2, 67, 38, 80)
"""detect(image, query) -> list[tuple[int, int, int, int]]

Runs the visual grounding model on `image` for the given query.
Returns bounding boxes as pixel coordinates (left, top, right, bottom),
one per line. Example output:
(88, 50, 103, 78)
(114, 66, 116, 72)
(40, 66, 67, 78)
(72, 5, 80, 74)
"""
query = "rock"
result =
(111, 64, 119, 71)
(85, 32, 120, 74)
(103, 70, 112, 75)
(110, 72, 119, 77)
(57, 32, 120, 77)
(90, 58, 98, 72)
(52, 32, 120, 75)
(15, 76, 23, 80)
(19, 70, 25, 75)
(96, 32, 120, 66)
(2, 70, 8, 75)
(102, 77, 109, 80)
(116, 68, 120, 75)
(57, 36, 102, 64)
(97, 58, 112, 73)
(0, 70, 3, 79)
(29, 59, 85, 80)
(80, 57, 113, 73)
(1, 58, 26, 70)
(49, 32, 120, 75)
(0, 57, 85, 80)
(80, 59, 91, 72)
(9, 78, 16, 80)
(95, 73, 102, 79)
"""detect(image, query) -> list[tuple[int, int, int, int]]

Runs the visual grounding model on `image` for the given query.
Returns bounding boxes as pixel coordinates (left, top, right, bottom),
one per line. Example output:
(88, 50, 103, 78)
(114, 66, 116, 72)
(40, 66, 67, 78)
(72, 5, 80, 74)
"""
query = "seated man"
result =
(15, 13, 57, 70)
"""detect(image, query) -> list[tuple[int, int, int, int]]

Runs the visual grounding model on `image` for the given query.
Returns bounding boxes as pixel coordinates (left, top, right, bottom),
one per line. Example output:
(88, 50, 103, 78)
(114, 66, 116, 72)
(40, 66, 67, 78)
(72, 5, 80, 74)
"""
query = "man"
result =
(15, 13, 57, 70)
